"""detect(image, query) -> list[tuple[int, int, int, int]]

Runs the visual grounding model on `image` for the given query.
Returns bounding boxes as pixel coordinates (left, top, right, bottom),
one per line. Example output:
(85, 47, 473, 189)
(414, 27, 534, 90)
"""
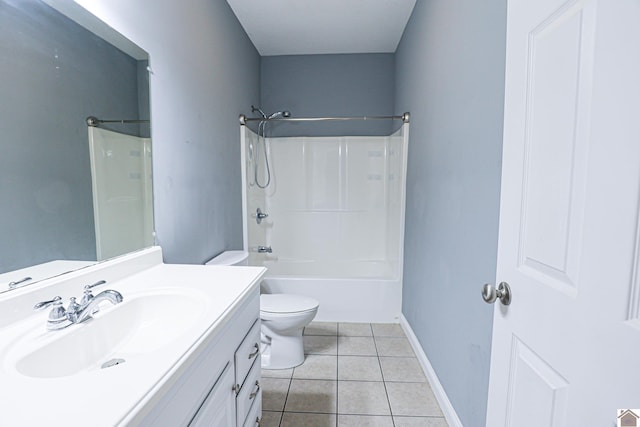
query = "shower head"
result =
(268, 111, 292, 120)
(251, 105, 267, 119)
(251, 106, 291, 120)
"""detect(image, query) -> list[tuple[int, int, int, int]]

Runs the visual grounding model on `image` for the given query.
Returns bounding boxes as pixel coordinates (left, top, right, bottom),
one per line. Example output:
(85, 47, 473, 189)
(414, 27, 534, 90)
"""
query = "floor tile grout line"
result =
(272, 410, 450, 418)
(277, 368, 295, 427)
(369, 322, 394, 397)
(335, 331, 339, 427)
(306, 353, 417, 359)
(274, 376, 426, 384)
(371, 323, 396, 427)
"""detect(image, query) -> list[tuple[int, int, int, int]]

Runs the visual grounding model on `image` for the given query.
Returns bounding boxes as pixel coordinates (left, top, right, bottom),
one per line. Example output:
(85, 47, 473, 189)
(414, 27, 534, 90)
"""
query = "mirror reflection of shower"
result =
(250, 105, 291, 189)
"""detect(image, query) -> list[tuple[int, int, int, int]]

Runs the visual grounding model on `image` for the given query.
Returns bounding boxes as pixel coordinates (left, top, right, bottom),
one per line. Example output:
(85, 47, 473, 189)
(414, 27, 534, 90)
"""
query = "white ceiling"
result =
(225, 0, 417, 56)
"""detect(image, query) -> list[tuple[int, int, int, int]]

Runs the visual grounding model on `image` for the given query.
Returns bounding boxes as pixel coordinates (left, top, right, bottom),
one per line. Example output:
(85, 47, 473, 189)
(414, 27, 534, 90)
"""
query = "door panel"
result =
(505, 338, 569, 426)
(519, 0, 594, 292)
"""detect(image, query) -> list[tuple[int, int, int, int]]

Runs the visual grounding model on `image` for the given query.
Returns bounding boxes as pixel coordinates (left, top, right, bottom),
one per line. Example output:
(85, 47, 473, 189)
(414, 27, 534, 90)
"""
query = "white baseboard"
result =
(400, 314, 464, 427)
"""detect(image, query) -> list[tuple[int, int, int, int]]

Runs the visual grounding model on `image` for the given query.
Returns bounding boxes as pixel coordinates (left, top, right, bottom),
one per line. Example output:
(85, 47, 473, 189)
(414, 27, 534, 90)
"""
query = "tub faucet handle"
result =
(256, 208, 269, 224)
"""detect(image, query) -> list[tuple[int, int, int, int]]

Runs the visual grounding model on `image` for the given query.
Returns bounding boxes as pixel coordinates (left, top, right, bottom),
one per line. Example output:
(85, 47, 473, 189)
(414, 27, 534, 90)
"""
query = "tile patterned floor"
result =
(261, 322, 448, 427)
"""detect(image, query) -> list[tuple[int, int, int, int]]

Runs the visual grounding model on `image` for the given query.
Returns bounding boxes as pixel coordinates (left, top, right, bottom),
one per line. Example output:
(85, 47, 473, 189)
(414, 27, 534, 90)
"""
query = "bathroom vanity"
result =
(0, 247, 266, 426)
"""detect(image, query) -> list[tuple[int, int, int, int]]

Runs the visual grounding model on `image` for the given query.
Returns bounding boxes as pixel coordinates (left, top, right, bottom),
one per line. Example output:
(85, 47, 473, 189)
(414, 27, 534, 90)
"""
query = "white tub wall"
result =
(261, 276, 401, 323)
(264, 135, 398, 266)
(263, 259, 395, 278)
(386, 124, 409, 278)
(385, 134, 400, 277)
(339, 136, 389, 262)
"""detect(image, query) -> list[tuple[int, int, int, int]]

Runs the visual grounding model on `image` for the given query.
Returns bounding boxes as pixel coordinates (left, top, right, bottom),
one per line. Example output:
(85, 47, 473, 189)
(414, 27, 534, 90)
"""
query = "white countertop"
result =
(0, 248, 266, 426)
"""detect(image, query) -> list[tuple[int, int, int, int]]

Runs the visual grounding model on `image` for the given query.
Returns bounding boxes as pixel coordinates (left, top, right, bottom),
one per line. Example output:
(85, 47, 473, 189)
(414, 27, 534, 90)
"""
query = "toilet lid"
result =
(260, 294, 319, 314)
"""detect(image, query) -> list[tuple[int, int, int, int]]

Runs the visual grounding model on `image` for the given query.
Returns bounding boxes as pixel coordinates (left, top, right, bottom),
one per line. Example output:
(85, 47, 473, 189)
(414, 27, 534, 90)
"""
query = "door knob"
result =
(482, 282, 512, 305)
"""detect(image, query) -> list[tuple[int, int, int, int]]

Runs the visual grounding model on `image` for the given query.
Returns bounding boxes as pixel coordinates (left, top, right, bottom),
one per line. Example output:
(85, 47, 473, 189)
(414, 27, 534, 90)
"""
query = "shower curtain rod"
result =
(239, 112, 410, 125)
(86, 116, 150, 127)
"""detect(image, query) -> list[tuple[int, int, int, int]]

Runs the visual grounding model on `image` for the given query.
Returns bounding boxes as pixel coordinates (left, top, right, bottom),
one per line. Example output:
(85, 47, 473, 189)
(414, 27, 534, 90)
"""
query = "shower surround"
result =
(241, 123, 409, 322)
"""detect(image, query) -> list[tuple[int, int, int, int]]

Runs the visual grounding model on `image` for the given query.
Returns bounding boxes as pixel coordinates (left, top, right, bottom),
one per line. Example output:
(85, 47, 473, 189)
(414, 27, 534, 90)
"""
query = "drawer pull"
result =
(248, 343, 260, 359)
(249, 380, 260, 400)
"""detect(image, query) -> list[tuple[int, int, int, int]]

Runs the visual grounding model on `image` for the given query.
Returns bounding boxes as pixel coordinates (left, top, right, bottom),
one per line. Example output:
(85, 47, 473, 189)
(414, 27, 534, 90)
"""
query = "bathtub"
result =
(258, 259, 402, 323)
(240, 124, 409, 324)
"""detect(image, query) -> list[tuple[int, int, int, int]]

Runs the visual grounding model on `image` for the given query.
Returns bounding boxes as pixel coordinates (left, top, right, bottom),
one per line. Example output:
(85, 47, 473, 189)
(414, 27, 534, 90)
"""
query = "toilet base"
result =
(260, 328, 305, 370)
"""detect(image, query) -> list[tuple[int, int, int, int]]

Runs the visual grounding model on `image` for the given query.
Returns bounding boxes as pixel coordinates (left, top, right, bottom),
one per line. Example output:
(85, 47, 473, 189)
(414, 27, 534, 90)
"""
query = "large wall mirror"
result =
(0, 0, 154, 293)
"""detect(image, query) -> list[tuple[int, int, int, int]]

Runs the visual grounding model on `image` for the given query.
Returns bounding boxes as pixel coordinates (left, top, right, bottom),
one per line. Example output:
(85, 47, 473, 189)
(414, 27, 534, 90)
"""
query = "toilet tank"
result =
(204, 250, 249, 266)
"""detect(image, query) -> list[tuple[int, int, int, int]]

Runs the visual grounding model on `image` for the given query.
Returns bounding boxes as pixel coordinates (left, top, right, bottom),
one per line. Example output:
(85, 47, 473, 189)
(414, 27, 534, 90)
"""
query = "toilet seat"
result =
(260, 294, 319, 314)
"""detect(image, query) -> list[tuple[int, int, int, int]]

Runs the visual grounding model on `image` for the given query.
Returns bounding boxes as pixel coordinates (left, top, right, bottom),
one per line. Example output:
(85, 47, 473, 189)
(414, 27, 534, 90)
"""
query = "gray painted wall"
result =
(137, 60, 151, 138)
(260, 54, 395, 136)
(0, 0, 142, 273)
(83, 0, 261, 264)
(395, 1, 506, 425)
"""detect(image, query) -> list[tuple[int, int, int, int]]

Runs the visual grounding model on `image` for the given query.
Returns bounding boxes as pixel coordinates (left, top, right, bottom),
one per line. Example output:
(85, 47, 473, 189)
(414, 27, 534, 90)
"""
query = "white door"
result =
(486, 0, 640, 425)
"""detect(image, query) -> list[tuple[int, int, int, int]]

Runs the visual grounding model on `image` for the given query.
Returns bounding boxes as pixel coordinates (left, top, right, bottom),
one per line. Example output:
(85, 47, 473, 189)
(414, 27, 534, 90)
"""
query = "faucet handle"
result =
(34, 296, 63, 311)
(34, 296, 67, 324)
(84, 280, 106, 292)
(81, 280, 106, 305)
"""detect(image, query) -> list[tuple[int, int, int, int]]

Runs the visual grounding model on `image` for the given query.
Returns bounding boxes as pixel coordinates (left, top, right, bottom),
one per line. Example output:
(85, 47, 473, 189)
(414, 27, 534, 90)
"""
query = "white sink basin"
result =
(9, 288, 207, 379)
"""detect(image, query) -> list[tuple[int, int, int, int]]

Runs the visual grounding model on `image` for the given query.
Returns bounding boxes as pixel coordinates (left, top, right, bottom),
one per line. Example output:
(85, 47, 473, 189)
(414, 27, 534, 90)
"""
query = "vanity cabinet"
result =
(138, 289, 262, 427)
(0, 247, 268, 427)
(189, 363, 235, 427)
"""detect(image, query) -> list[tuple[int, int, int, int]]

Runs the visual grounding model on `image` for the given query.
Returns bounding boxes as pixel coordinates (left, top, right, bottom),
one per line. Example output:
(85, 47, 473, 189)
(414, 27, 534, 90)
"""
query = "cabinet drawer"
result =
(235, 318, 260, 386)
(236, 354, 261, 426)
(243, 389, 262, 427)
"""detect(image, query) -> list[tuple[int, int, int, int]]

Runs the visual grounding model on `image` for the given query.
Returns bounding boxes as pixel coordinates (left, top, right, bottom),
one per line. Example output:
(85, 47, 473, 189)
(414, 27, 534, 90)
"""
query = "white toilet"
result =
(204, 250, 249, 267)
(260, 293, 319, 369)
(204, 251, 319, 370)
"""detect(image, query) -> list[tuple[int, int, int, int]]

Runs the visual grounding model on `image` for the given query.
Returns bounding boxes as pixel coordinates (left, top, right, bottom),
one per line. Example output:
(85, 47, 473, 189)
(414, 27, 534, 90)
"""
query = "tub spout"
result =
(257, 246, 272, 253)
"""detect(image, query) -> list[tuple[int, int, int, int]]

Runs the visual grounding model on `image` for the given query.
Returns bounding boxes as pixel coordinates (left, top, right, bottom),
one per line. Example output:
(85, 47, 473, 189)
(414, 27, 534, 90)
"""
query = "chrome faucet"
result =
(34, 281, 123, 331)
(67, 290, 123, 324)
(256, 246, 272, 253)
